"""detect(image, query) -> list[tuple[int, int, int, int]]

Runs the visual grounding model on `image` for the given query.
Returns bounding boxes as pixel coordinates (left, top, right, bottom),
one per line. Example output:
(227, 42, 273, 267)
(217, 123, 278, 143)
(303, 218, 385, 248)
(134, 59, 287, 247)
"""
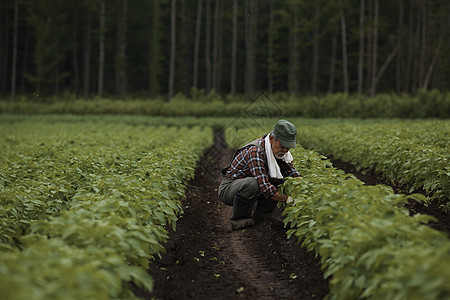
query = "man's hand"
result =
(270, 192, 293, 203)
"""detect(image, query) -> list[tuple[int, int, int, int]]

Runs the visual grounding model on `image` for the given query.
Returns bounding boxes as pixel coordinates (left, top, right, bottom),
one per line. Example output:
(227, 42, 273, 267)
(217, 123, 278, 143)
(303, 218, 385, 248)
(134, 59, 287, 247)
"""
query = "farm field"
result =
(296, 120, 449, 201)
(224, 122, 450, 299)
(1, 115, 449, 299)
(0, 116, 212, 298)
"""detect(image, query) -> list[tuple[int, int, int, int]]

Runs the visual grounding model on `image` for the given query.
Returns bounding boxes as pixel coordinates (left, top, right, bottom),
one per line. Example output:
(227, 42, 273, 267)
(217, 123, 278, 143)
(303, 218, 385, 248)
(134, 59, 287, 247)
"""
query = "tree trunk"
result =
(423, 26, 444, 89)
(72, 18, 80, 97)
(312, 3, 320, 95)
(328, 34, 337, 93)
(404, 0, 413, 92)
(178, 0, 190, 95)
(267, 0, 274, 94)
(411, 5, 421, 93)
(357, 0, 365, 94)
(422, 45, 440, 90)
(212, 0, 220, 92)
(149, 0, 161, 97)
(338, 0, 348, 93)
(120, 0, 127, 97)
(230, 0, 237, 96)
(217, 2, 223, 93)
(116, 0, 127, 99)
(366, 0, 373, 92)
(97, 0, 105, 98)
(0, 1, 9, 94)
(11, 0, 18, 100)
(370, 0, 379, 97)
(375, 44, 399, 84)
(20, 25, 30, 93)
(205, 0, 211, 93)
(193, 0, 203, 89)
(419, 1, 427, 88)
(396, 0, 404, 93)
(168, 0, 176, 102)
(83, 9, 92, 100)
(288, 7, 298, 95)
(245, 0, 256, 100)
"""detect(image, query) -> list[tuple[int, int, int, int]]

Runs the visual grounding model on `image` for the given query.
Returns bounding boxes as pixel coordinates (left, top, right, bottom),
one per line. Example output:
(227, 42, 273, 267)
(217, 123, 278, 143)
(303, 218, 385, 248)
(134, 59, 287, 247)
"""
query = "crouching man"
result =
(218, 119, 300, 230)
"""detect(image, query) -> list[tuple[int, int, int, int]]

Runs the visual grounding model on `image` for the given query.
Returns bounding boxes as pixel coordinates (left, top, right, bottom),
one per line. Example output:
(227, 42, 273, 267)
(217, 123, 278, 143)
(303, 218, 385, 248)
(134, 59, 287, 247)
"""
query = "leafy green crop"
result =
(226, 126, 450, 299)
(281, 146, 450, 300)
(296, 120, 449, 203)
(0, 118, 212, 299)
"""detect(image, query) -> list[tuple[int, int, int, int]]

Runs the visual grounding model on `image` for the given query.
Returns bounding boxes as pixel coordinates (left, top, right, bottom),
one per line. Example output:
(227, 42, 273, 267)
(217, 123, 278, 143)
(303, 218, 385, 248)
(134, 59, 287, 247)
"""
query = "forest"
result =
(1, 0, 449, 101)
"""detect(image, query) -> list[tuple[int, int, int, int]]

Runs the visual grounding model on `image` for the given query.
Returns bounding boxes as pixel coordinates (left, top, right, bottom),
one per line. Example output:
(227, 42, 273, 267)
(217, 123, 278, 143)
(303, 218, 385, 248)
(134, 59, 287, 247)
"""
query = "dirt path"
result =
(133, 144, 329, 299)
(132, 140, 448, 299)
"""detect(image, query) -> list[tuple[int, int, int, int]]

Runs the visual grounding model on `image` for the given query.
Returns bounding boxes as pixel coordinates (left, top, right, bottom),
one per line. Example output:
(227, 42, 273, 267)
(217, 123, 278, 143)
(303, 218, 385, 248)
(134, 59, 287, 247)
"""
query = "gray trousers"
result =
(218, 175, 262, 206)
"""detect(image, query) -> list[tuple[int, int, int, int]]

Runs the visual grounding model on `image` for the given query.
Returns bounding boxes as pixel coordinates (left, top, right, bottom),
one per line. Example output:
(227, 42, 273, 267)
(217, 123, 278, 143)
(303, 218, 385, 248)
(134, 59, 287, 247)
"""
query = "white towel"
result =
(264, 134, 294, 179)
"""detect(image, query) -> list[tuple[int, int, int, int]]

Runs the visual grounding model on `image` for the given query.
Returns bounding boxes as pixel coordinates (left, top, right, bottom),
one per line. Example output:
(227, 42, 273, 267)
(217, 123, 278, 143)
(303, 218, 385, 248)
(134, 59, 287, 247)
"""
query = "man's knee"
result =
(237, 177, 260, 200)
(218, 177, 260, 206)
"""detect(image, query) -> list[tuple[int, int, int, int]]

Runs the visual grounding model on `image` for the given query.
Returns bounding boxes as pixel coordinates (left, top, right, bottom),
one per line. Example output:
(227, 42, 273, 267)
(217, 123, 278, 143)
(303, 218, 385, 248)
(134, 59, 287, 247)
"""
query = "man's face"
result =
(269, 135, 290, 159)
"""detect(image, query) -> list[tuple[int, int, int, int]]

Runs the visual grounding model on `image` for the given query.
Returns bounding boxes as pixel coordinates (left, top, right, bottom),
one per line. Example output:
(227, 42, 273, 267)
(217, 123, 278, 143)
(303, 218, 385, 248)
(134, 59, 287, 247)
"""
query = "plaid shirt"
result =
(224, 135, 300, 198)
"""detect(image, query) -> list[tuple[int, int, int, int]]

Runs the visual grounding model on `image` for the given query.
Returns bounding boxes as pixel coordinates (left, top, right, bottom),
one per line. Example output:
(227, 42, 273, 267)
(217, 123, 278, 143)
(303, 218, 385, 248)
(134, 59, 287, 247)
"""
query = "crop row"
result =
(0, 121, 212, 299)
(283, 147, 450, 299)
(296, 120, 449, 203)
(227, 127, 450, 299)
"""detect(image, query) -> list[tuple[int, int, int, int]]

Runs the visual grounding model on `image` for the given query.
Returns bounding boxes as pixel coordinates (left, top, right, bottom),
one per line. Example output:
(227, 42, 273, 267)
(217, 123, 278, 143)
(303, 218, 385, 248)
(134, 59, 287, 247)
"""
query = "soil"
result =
(132, 139, 449, 300)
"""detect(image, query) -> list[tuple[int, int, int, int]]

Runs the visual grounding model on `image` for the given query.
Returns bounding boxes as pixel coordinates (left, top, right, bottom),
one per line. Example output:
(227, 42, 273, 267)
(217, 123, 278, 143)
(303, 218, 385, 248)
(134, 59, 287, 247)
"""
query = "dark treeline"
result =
(1, 0, 449, 101)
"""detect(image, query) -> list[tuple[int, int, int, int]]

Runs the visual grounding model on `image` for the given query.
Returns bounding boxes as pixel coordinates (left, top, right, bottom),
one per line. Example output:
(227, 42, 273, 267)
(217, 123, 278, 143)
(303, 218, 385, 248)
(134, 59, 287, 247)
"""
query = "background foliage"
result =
(1, 90, 449, 118)
(1, 0, 449, 101)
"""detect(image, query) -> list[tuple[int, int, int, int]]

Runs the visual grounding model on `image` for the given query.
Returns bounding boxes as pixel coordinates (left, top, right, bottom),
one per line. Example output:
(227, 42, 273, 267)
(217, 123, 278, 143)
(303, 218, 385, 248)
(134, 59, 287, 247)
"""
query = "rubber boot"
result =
(230, 193, 255, 230)
(252, 195, 284, 229)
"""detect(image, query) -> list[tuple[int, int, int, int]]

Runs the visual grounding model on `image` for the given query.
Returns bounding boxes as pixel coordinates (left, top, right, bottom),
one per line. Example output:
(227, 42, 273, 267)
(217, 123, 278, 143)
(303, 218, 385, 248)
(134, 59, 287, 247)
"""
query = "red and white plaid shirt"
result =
(224, 135, 300, 198)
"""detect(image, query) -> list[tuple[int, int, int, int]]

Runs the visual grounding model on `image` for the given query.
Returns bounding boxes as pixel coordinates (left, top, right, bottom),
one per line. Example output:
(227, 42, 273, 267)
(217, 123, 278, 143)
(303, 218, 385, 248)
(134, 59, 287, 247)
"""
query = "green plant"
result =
(0, 118, 213, 298)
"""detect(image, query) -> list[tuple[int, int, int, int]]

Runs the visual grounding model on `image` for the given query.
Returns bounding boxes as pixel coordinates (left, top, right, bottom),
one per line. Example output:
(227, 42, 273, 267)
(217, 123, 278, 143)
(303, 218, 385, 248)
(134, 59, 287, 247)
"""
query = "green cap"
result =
(273, 119, 297, 148)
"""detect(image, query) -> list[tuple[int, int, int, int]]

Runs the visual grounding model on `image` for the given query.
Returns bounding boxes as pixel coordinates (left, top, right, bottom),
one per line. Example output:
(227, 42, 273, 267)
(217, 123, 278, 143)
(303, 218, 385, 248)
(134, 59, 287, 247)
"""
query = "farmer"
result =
(218, 119, 299, 230)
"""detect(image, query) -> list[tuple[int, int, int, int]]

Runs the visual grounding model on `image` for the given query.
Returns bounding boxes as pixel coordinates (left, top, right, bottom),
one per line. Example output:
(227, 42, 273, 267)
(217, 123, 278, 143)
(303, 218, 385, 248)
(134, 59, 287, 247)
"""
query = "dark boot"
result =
(230, 193, 255, 230)
(252, 196, 284, 229)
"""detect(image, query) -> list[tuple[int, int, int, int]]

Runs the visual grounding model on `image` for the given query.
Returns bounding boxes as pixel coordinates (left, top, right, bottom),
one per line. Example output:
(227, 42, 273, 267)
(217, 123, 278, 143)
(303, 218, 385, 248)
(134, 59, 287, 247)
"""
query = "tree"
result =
(230, 0, 237, 96)
(211, 0, 224, 93)
(422, 1, 447, 89)
(396, 0, 404, 93)
(178, 0, 192, 95)
(192, 0, 203, 90)
(288, 11, 298, 95)
(2, 0, 450, 99)
(404, 0, 414, 92)
(168, 0, 176, 102)
(83, 7, 92, 100)
(115, 0, 127, 99)
(418, 0, 427, 88)
(338, 0, 349, 94)
(0, 0, 10, 95)
(11, 0, 19, 100)
(97, 0, 105, 98)
(369, 0, 379, 97)
(205, 0, 211, 93)
(311, 3, 321, 95)
(149, 0, 163, 97)
(245, 0, 257, 100)
(20, 23, 30, 93)
(357, 0, 365, 94)
(25, 0, 71, 96)
(328, 34, 337, 93)
(287, 1, 299, 95)
(267, 0, 274, 94)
